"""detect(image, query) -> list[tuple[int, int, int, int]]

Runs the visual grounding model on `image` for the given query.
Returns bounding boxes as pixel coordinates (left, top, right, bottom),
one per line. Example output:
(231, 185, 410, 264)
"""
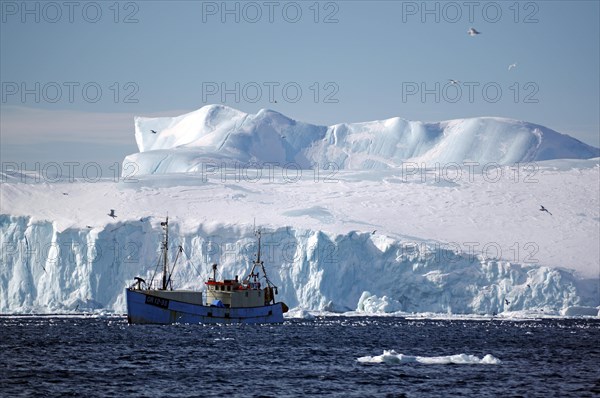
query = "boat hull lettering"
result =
(145, 295, 170, 309)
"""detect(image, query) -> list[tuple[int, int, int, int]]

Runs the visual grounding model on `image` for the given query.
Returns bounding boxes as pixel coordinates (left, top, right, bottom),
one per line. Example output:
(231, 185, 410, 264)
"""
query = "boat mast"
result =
(253, 228, 277, 304)
(256, 229, 261, 265)
(161, 216, 169, 290)
(248, 229, 261, 281)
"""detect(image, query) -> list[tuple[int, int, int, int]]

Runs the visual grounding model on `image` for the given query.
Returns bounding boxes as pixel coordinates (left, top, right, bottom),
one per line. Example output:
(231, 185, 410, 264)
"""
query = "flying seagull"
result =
(372, 230, 377, 235)
(540, 205, 552, 216)
(467, 27, 481, 36)
(151, 129, 158, 134)
(508, 63, 517, 71)
(448, 79, 460, 85)
(504, 299, 510, 305)
(108, 209, 117, 219)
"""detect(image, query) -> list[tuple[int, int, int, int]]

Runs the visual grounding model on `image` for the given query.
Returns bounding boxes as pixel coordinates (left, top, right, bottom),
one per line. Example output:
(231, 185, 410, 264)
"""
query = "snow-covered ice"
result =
(1, 105, 598, 315)
(128, 105, 599, 173)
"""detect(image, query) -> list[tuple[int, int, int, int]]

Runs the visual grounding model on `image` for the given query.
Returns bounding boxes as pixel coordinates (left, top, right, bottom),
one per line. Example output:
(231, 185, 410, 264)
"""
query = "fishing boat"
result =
(126, 217, 288, 324)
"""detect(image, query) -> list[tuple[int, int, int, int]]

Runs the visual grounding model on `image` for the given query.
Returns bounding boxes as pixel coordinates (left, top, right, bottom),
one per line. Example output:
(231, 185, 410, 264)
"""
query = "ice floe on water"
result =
(284, 307, 316, 319)
(357, 350, 501, 365)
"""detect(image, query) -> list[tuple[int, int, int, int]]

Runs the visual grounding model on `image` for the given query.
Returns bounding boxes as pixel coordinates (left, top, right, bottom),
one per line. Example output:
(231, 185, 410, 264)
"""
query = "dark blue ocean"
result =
(1, 316, 599, 397)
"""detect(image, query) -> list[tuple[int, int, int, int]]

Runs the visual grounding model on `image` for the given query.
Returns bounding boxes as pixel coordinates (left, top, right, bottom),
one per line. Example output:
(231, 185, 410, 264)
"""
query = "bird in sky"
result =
(540, 205, 552, 216)
(468, 27, 481, 36)
(505, 298, 510, 305)
(151, 129, 158, 134)
(448, 79, 460, 85)
(108, 209, 117, 218)
(508, 63, 517, 71)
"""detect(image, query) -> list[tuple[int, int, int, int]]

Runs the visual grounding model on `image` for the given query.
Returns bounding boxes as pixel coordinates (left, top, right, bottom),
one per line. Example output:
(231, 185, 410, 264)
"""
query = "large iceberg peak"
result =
(126, 105, 599, 175)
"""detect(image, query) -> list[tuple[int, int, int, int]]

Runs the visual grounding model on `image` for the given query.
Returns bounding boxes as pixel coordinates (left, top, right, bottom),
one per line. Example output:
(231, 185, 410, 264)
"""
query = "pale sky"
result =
(1, 0, 599, 171)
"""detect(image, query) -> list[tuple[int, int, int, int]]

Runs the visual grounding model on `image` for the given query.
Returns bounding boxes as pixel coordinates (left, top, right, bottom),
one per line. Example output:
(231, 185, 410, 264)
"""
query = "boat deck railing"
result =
(130, 278, 176, 291)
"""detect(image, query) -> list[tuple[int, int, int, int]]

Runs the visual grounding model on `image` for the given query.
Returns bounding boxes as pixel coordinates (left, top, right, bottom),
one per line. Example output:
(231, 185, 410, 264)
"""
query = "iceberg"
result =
(126, 105, 599, 174)
(1, 106, 598, 315)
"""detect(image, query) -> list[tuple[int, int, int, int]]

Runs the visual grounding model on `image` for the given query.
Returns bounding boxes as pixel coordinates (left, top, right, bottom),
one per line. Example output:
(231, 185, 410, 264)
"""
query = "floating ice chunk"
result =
(284, 307, 315, 319)
(357, 350, 501, 365)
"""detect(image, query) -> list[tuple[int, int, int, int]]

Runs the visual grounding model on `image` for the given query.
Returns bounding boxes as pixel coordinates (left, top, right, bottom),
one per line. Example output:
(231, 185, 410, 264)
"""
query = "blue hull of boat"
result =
(126, 289, 285, 324)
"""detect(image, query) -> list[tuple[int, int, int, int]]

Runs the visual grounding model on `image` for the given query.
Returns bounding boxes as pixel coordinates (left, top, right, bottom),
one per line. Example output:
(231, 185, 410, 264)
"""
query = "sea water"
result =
(1, 316, 598, 397)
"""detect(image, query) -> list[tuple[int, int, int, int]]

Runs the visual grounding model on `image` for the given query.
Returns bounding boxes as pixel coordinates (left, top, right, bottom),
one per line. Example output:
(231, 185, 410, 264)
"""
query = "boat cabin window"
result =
(226, 285, 231, 291)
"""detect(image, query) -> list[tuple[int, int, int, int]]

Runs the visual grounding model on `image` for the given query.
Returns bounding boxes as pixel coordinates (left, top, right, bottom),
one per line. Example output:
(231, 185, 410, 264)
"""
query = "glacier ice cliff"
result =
(2, 106, 598, 316)
(1, 215, 597, 315)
